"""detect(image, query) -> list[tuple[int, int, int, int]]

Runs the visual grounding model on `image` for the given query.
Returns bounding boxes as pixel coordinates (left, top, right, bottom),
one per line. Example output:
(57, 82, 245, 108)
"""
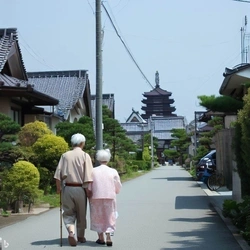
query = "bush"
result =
(32, 134, 69, 171)
(222, 197, 250, 244)
(2, 161, 41, 211)
(18, 121, 52, 147)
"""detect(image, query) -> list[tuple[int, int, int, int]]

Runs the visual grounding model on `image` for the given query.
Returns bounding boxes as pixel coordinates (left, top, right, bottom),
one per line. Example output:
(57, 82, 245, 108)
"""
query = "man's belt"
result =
(65, 183, 83, 187)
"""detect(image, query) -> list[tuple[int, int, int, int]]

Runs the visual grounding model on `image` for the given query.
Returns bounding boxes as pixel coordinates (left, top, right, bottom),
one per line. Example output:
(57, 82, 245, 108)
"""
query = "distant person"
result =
(54, 133, 93, 247)
(88, 149, 122, 247)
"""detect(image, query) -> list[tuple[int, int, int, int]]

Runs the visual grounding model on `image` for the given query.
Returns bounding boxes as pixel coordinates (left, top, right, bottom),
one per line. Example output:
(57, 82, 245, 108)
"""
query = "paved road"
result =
(0, 165, 243, 249)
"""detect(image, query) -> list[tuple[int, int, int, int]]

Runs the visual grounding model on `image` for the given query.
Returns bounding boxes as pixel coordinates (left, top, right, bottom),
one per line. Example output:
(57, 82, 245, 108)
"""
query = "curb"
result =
(213, 205, 250, 250)
(199, 182, 250, 250)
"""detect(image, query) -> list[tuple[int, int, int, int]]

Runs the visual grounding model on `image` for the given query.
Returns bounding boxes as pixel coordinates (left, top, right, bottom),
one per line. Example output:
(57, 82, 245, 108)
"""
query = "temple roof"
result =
(143, 87, 172, 96)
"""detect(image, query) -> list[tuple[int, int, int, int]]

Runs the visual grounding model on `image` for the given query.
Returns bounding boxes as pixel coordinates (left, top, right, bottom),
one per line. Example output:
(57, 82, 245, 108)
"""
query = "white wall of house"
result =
(68, 100, 87, 123)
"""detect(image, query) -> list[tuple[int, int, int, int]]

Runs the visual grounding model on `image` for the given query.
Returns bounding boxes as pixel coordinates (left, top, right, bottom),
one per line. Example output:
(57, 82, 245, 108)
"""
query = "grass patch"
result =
(36, 194, 60, 208)
(121, 170, 149, 182)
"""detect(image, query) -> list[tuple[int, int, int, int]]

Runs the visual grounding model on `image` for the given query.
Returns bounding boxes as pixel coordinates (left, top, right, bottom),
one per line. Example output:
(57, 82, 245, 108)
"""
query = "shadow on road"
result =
(31, 238, 102, 247)
(175, 196, 211, 210)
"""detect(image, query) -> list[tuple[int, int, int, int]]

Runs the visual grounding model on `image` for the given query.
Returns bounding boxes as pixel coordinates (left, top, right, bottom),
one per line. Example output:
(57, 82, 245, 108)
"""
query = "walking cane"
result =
(60, 189, 63, 247)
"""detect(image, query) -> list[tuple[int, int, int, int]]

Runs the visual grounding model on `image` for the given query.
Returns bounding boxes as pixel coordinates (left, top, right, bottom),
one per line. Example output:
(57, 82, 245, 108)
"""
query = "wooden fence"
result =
(214, 128, 235, 190)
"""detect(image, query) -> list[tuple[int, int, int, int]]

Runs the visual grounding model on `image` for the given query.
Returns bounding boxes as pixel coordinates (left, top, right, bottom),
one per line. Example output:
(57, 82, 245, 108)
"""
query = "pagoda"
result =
(141, 71, 176, 119)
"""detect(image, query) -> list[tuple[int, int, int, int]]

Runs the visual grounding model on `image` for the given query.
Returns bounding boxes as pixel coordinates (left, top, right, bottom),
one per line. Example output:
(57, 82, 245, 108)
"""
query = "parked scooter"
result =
(200, 159, 216, 184)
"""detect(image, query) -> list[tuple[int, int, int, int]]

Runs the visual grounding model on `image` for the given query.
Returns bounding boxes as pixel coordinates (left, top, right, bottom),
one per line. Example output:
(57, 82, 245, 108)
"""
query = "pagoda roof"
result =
(143, 87, 172, 96)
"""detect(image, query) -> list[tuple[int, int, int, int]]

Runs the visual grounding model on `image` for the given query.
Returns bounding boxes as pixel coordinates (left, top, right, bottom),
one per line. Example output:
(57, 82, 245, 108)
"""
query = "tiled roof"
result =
(28, 70, 88, 118)
(126, 108, 146, 123)
(0, 73, 27, 87)
(153, 117, 185, 131)
(120, 116, 186, 142)
(0, 28, 27, 78)
(143, 87, 172, 96)
(120, 122, 149, 133)
(0, 73, 58, 105)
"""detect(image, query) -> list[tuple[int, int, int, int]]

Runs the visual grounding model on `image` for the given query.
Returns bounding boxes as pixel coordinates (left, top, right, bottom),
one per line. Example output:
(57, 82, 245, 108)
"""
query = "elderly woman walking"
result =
(88, 149, 122, 247)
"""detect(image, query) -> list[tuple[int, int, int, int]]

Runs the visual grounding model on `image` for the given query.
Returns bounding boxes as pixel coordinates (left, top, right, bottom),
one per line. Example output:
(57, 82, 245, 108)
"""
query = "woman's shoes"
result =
(105, 233, 113, 247)
(96, 239, 105, 245)
(106, 240, 113, 247)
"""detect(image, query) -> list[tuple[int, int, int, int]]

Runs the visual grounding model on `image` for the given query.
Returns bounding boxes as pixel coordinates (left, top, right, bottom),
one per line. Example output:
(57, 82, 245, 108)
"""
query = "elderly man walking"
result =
(54, 133, 93, 246)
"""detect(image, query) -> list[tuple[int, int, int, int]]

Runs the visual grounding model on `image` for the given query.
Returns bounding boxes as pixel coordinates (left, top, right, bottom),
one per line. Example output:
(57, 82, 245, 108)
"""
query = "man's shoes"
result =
(96, 239, 105, 245)
(77, 237, 86, 243)
(68, 232, 77, 247)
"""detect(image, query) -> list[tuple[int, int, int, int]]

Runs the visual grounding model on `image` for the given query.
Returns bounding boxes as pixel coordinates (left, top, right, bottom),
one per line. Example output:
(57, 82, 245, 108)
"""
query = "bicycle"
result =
(206, 170, 225, 191)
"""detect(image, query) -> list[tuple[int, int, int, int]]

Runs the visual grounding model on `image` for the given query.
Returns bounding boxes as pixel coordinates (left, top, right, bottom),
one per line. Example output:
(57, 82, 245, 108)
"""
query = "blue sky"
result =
(1, 0, 249, 123)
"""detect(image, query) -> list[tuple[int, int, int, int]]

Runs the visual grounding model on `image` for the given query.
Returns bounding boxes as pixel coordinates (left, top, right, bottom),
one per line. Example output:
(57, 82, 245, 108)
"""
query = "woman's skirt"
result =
(89, 199, 117, 233)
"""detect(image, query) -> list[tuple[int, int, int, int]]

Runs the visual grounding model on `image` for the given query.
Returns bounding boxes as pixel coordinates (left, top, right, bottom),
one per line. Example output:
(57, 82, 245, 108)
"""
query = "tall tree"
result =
(169, 128, 190, 164)
(102, 105, 137, 160)
(0, 113, 21, 166)
(56, 116, 95, 152)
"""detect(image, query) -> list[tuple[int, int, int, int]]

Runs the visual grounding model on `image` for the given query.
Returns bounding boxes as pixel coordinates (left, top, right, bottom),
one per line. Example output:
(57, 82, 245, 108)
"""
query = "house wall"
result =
(68, 101, 87, 123)
(0, 97, 11, 116)
(224, 115, 237, 128)
(24, 114, 61, 134)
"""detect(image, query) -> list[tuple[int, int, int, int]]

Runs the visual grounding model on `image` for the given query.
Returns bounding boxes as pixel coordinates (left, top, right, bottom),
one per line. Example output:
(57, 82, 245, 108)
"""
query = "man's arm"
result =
(56, 179, 61, 194)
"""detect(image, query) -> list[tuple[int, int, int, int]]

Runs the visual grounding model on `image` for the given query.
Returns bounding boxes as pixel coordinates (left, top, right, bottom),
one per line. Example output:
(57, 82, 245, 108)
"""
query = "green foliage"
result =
(18, 121, 52, 147)
(2, 161, 41, 206)
(195, 116, 223, 156)
(170, 128, 191, 164)
(234, 90, 250, 196)
(198, 95, 243, 112)
(0, 113, 20, 140)
(32, 134, 68, 194)
(193, 145, 210, 162)
(142, 146, 151, 161)
(222, 197, 250, 244)
(130, 160, 151, 171)
(55, 116, 95, 152)
(0, 113, 21, 165)
(163, 149, 179, 159)
(32, 134, 69, 171)
(102, 105, 137, 160)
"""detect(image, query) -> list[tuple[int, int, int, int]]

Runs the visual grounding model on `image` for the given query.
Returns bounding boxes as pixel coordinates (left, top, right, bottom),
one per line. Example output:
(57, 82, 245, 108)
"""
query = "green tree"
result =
(169, 128, 191, 164)
(32, 134, 69, 193)
(102, 105, 137, 160)
(56, 116, 95, 152)
(1, 160, 41, 211)
(0, 113, 21, 166)
(163, 149, 179, 160)
(235, 90, 250, 196)
(32, 134, 68, 172)
(198, 95, 243, 112)
(18, 121, 52, 147)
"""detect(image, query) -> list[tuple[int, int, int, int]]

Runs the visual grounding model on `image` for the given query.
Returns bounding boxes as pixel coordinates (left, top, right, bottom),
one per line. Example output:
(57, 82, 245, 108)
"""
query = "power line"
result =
(101, 2, 155, 90)
(18, 31, 57, 70)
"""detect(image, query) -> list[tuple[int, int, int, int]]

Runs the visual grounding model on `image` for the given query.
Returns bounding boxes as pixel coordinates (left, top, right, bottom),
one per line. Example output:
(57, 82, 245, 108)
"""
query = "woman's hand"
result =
(85, 189, 92, 198)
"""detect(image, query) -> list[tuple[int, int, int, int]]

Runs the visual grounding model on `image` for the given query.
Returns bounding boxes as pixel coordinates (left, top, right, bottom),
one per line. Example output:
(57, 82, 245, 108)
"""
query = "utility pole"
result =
(95, 0, 103, 151)
(150, 116, 154, 169)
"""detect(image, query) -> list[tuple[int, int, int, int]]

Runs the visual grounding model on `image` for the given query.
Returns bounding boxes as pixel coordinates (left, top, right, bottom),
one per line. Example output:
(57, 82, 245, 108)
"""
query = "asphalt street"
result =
(0, 165, 245, 250)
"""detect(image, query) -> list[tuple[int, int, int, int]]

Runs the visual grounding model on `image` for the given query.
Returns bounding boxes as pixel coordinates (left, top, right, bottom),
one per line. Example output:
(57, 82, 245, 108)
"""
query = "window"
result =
(10, 108, 21, 124)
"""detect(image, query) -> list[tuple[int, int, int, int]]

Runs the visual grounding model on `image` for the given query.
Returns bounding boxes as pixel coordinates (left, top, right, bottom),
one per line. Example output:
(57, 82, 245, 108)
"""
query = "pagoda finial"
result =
(155, 71, 160, 88)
